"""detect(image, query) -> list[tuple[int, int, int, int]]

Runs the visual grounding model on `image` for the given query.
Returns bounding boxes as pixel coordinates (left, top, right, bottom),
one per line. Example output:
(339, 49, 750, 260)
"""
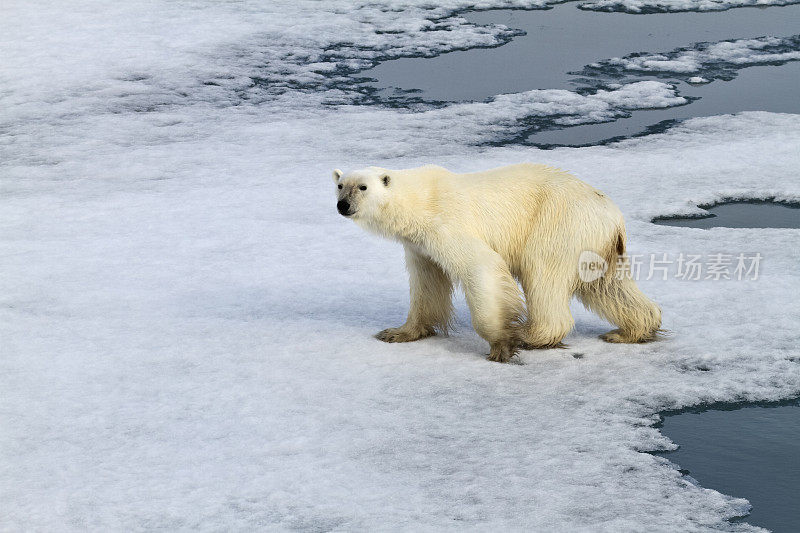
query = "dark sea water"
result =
(653, 201, 800, 229)
(363, 4, 800, 146)
(656, 401, 800, 532)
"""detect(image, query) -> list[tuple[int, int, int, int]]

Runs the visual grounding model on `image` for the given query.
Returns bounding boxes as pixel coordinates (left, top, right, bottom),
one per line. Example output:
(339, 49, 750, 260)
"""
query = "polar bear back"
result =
(395, 163, 624, 258)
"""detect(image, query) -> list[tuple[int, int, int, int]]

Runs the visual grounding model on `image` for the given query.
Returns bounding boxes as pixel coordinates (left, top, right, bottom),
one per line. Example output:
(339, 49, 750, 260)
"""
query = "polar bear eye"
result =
(337, 184, 343, 189)
(359, 185, 367, 191)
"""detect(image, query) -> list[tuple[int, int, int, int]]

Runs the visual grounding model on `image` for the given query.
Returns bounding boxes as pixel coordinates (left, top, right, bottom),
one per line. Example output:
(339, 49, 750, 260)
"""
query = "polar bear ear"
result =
(381, 173, 390, 187)
(332, 169, 343, 182)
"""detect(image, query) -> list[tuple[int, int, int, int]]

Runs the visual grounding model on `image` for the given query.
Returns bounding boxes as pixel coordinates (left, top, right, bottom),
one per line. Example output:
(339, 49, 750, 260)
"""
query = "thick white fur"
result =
(333, 163, 661, 362)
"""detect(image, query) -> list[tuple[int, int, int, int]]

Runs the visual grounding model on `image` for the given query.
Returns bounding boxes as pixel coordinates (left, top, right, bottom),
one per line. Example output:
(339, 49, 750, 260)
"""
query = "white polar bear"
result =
(333, 163, 661, 362)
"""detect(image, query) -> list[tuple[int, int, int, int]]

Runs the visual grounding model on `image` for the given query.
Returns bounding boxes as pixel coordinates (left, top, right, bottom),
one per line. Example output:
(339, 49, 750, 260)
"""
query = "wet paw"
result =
(599, 329, 627, 343)
(375, 327, 432, 343)
(600, 329, 643, 343)
(487, 342, 517, 363)
(518, 340, 567, 350)
(600, 329, 660, 343)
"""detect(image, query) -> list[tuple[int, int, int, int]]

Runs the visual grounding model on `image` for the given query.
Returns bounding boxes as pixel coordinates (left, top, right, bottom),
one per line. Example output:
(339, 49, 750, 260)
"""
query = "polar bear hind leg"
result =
(577, 274, 662, 343)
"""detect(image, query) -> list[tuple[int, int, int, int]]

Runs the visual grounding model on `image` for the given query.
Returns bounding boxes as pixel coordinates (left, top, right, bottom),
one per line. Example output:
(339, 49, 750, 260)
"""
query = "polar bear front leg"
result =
(433, 236, 525, 362)
(376, 247, 454, 343)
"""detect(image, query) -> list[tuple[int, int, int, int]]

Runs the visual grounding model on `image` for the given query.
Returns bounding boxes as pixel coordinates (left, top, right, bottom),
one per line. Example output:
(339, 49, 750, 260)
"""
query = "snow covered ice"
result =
(578, 0, 800, 12)
(582, 35, 800, 82)
(2, 1, 800, 531)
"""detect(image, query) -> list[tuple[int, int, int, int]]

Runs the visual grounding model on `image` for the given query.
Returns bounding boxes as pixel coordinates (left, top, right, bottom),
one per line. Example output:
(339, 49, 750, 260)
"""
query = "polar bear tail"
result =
(576, 228, 663, 343)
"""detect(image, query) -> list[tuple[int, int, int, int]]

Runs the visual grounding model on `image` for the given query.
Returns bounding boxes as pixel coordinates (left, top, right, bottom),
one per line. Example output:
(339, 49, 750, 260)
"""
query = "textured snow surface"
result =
(2, 0, 800, 531)
(579, 0, 800, 13)
(0, 0, 690, 146)
(329, 80, 687, 148)
(0, 0, 550, 121)
(583, 35, 800, 81)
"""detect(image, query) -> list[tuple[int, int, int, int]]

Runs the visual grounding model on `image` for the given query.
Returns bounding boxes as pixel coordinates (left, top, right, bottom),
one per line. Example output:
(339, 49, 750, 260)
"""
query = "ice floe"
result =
(579, 0, 800, 13)
(582, 35, 800, 82)
(2, 1, 799, 531)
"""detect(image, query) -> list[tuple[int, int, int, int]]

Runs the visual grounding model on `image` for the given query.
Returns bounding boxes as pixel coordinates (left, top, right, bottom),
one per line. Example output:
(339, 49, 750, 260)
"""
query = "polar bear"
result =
(333, 163, 661, 362)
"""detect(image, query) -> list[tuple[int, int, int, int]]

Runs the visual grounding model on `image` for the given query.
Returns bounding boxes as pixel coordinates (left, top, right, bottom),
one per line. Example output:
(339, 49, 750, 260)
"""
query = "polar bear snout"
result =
(337, 199, 352, 217)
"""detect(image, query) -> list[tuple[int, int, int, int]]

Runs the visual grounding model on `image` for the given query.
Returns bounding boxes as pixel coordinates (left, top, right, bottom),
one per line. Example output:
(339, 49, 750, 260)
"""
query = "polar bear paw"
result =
(376, 326, 434, 343)
(518, 340, 567, 350)
(487, 342, 518, 363)
(600, 328, 660, 343)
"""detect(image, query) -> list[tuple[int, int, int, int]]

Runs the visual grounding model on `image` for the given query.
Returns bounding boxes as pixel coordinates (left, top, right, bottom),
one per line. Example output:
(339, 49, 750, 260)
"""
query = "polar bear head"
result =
(332, 166, 392, 227)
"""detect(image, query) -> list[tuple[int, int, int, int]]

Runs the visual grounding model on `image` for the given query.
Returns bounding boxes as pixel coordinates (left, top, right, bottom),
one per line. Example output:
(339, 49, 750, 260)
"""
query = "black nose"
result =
(337, 200, 350, 216)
